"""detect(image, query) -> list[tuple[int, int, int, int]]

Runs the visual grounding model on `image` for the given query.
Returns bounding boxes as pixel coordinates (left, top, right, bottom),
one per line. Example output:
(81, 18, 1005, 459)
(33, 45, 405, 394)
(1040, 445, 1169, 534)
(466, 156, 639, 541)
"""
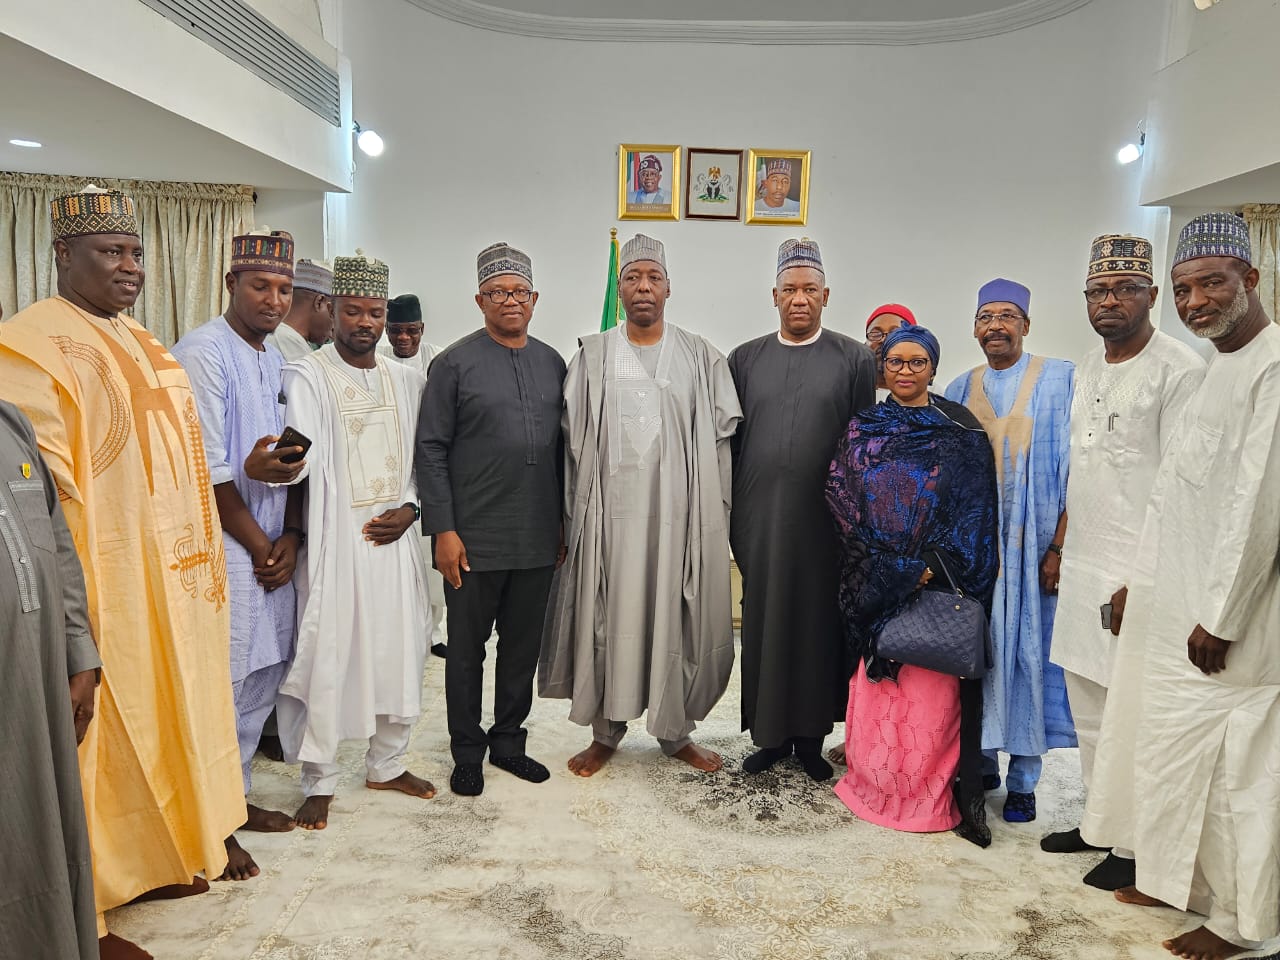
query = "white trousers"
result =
(1064, 670, 1107, 794)
(300, 715, 412, 797)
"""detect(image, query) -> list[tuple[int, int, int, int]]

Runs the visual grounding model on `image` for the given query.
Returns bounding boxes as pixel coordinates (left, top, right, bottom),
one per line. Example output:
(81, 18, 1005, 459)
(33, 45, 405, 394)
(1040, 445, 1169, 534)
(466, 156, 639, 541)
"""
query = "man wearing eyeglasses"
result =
(943, 277, 1075, 825)
(1042, 237, 1203, 889)
(415, 243, 566, 797)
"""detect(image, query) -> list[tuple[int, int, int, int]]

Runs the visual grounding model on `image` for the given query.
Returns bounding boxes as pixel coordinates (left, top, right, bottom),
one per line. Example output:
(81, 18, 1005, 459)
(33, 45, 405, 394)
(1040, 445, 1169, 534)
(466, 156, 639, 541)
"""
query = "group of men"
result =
(3, 181, 1277, 960)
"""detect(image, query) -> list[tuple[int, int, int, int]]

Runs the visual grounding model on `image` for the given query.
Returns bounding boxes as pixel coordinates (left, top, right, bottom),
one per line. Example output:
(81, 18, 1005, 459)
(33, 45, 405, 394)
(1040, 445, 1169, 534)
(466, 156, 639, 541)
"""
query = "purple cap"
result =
(977, 278, 1030, 316)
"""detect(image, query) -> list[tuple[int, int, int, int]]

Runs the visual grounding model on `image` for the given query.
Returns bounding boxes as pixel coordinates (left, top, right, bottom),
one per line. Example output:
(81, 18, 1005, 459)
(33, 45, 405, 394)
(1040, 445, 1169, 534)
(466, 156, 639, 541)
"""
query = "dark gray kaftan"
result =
(0, 400, 100, 960)
(728, 330, 875, 747)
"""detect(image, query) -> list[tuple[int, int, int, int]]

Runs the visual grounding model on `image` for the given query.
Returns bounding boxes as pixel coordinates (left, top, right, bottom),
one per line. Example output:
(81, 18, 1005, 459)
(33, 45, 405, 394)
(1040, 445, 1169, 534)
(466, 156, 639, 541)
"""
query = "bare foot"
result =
(826, 744, 846, 765)
(366, 770, 436, 798)
(99, 932, 154, 960)
(1163, 925, 1248, 960)
(568, 741, 615, 777)
(1116, 886, 1174, 908)
(127, 876, 209, 904)
(672, 742, 723, 772)
(215, 835, 259, 882)
(294, 794, 332, 830)
(244, 802, 295, 832)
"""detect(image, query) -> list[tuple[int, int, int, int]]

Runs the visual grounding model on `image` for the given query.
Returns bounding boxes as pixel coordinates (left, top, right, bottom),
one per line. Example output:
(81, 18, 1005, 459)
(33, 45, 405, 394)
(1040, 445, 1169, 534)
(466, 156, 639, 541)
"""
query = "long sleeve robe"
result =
(944, 353, 1076, 756)
(1084, 324, 1280, 942)
(539, 323, 742, 740)
(275, 345, 429, 764)
(728, 329, 875, 747)
(0, 400, 100, 960)
(0, 296, 243, 922)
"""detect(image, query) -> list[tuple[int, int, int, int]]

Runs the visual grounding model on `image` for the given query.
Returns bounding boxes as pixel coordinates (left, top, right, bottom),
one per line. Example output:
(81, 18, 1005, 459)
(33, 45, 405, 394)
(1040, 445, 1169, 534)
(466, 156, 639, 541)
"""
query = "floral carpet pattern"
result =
(109, 655, 1214, 959)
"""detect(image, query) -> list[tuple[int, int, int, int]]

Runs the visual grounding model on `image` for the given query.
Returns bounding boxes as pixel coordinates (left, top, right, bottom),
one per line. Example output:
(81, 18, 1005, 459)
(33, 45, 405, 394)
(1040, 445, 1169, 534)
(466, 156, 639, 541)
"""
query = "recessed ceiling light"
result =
(9, 138, 42, 148)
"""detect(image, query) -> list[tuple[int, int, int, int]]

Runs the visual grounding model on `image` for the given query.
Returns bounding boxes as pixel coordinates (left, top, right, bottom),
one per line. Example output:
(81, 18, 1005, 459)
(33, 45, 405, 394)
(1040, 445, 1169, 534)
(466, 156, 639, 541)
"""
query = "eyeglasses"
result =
(974, 311, 1024, 327)
(865, 329, 892, 344)
(883, 356, 931, 373)
(1083, 282, 1150, 304)
(481, 289, 534, 304)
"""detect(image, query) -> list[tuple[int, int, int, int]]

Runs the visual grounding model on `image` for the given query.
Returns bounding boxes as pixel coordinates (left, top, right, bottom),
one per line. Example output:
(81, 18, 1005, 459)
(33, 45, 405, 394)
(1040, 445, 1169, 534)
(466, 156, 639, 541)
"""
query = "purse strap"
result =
(927, 550, 963, 595)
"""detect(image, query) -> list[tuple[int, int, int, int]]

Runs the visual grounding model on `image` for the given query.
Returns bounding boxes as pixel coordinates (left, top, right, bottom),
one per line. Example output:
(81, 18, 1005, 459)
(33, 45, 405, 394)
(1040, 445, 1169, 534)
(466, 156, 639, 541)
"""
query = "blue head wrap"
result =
(882, 324, 941, 369)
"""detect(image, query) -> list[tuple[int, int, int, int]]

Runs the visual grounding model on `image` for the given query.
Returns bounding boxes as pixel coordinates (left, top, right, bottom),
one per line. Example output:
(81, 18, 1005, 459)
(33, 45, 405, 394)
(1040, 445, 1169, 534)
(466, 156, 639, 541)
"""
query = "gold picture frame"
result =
(618, 144, 680, 221)
(745, 148, 811, 226)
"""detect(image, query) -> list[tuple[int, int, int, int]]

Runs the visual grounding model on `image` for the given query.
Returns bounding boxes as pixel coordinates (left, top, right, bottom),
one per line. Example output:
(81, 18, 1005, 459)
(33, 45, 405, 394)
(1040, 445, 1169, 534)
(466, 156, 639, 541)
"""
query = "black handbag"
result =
(874, 552, 991, 679)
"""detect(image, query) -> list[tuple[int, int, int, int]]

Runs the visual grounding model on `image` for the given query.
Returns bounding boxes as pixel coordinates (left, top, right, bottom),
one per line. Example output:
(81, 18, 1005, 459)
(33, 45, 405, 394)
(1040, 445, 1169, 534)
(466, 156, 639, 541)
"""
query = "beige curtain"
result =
(0, 172, 254, 345)
(1243, 203, 1280, 323)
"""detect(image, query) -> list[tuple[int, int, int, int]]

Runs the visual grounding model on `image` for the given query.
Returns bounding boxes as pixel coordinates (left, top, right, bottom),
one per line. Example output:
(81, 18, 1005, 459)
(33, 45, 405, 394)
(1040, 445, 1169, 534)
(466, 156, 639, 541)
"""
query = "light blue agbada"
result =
(945, 352, 1076, 758)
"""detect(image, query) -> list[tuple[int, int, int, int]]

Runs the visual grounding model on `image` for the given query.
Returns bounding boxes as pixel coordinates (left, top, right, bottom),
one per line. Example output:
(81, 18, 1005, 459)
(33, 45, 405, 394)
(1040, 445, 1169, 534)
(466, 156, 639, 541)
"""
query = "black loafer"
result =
(450, 762, 484, 796)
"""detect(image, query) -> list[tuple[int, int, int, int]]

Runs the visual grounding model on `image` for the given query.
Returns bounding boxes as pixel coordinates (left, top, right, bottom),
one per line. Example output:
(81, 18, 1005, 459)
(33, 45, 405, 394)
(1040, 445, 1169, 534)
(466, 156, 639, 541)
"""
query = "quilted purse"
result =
(874, 552, 991, 679)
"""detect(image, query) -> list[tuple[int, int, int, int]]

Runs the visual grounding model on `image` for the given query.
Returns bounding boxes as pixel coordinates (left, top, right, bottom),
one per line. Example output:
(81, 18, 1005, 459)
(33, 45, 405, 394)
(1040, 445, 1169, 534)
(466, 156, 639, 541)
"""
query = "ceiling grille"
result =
(137, 0, 340, 125)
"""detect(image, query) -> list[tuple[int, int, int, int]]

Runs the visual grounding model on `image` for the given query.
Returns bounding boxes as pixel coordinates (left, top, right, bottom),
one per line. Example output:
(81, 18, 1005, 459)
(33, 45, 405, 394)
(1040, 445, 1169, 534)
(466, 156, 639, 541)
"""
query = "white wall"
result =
(1142, 0, 1280, 206)
(338, 0, 1170, 385)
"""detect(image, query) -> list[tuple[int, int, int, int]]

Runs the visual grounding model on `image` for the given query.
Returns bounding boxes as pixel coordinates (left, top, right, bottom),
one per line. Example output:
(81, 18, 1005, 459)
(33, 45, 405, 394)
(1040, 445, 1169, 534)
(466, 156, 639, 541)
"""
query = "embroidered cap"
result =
(331, 250, 389, 299)
(477, 242, 533, 286)
(765, 158, 793, 178)
(1172, 213, 1252, 268)
(293, 259, 333, 296)
(776, 237, 824, 277)
(230, 227, 294, 278)
(618, 233, 667, 276)
(639, 154, 662, 173)
(1087, 234, 1153, 281)
(50, 184, 138, 241)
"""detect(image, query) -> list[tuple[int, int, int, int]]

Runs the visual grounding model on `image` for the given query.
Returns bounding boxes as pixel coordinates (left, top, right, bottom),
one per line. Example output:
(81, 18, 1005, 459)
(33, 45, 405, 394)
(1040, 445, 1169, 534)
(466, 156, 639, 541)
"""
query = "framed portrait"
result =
(618, 144, 680, 221)
(684, 148, 743, 221)
(745, 149, 811, 226)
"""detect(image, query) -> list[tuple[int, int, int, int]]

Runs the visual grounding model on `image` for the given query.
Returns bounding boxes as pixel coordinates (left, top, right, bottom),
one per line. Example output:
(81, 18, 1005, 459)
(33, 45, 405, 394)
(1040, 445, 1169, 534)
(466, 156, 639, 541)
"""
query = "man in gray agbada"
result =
(0, 397, 101, 960)
(540, 234, 742, 776)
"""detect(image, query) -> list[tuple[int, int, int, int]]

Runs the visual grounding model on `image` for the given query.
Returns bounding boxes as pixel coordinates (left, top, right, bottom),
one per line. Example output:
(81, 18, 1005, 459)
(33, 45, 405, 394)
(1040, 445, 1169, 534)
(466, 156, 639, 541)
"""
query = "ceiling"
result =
(469, 0, 1044, 21)
(0, 35, 336, 191)
(402, 0, 1094, 43)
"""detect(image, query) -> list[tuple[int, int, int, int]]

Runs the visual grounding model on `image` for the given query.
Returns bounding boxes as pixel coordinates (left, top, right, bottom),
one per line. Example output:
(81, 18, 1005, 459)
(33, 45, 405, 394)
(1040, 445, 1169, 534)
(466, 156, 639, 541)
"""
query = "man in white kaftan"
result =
(1083, 213, 1280, 960)
(540, 234, 742, 777)
(1040, 236, 1204, 887)
(269, 253, 435, 828)
(378, 292, 446, 656)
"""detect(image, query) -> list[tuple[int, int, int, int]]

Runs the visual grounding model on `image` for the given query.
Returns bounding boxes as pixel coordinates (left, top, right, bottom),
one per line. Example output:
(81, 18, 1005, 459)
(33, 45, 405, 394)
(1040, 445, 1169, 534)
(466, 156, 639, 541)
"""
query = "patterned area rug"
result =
(109, 655, 1204, 959)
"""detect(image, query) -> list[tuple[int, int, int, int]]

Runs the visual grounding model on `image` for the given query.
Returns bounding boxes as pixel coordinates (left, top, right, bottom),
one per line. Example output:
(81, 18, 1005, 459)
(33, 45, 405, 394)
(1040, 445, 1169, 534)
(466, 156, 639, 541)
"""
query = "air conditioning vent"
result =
(137, 0, 340, 125)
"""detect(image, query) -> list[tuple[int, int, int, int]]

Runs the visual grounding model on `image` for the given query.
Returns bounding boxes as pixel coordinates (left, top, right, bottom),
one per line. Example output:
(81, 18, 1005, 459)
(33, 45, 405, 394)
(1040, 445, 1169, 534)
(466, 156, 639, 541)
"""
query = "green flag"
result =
(600, 230, 620, 331)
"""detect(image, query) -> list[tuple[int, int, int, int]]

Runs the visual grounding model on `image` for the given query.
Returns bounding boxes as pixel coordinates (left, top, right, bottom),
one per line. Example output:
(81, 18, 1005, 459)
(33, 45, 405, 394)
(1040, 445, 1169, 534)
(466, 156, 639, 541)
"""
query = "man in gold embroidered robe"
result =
(0, 187, 245, 959)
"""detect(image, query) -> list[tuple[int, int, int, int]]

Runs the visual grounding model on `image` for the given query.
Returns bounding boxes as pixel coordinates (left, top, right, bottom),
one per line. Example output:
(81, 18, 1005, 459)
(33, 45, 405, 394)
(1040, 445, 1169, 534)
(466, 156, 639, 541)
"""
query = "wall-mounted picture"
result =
(618, 144, 680, 221)
(745, 149, 811, 225)
(684, 147, 743, 221)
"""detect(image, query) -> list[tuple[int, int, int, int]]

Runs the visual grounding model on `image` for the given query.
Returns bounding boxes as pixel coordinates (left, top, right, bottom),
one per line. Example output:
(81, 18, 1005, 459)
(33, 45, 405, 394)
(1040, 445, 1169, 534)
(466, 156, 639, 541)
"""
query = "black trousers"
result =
(444, 565, 555, 765)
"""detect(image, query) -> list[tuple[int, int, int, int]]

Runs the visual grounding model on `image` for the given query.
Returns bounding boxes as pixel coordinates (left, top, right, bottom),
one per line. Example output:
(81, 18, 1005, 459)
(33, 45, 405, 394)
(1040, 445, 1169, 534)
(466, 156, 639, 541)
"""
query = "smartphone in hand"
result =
(274, 426, 313, 464)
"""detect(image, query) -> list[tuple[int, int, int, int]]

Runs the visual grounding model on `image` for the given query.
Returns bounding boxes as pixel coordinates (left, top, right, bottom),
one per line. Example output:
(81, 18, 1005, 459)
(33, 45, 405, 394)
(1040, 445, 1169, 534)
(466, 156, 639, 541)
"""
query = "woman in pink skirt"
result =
(825, 326, 999, 847)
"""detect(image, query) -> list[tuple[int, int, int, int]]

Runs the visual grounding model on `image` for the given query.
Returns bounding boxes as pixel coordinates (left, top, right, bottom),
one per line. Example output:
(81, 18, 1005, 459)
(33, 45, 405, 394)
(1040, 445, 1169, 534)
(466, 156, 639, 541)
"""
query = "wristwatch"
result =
(1046, 543, 1063, 557)
(282, 525, 306, 547)
(403, 501, 422, 522)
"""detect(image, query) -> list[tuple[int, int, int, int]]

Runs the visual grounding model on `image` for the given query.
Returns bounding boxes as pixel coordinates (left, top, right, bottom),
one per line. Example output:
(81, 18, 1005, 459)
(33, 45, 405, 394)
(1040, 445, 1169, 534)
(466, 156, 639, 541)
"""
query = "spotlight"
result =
(8, 138, 42, 148)
(1117, 128, 1145, 166)
(353, 122, 384, 158)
